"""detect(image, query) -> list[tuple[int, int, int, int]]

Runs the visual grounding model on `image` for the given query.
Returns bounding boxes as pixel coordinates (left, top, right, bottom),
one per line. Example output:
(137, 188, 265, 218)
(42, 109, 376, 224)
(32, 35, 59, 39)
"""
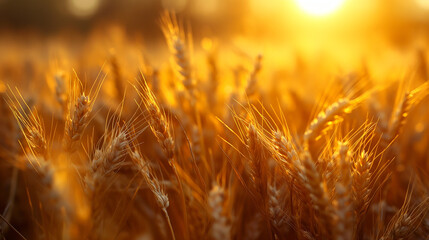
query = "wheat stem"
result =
(162, 208, 176, 240)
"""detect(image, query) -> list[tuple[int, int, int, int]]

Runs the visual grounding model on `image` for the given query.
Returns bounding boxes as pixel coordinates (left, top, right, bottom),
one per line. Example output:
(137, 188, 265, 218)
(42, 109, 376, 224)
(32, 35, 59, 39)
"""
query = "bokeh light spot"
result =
(68, 0, 101, 18)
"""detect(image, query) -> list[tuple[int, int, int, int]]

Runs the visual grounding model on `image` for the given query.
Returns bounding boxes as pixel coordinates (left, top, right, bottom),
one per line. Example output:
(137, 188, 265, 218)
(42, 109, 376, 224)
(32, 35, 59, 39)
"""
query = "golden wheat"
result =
(0, 11, 429, 240)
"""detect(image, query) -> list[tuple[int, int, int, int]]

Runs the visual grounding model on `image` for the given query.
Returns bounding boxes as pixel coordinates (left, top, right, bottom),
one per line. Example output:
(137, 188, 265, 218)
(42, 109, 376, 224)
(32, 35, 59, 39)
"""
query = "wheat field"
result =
(1, 8, 429, 240)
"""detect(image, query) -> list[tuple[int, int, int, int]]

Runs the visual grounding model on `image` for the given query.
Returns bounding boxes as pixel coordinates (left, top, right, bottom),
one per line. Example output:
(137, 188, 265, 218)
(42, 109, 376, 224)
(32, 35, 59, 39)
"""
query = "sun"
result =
(295, 0, 346, 16)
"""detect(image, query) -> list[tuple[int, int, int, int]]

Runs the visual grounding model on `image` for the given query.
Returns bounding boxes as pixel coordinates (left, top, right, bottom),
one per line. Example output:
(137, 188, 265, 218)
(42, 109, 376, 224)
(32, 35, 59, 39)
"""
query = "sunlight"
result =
(295, 0, 346, 16)
(416, 0, 429, 9)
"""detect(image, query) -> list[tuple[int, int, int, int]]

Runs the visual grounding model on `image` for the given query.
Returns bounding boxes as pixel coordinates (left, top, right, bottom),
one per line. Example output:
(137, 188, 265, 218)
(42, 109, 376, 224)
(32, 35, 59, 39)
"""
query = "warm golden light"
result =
(295, 0, 345, 16)
(3, 0, 429, 239)
(416, 0, 429, 9)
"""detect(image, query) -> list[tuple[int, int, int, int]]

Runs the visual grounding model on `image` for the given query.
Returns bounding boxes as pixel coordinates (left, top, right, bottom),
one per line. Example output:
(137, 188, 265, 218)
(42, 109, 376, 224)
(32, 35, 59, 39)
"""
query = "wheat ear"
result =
(272, 131, 307, 199)
(25, 155, 65, 240)
(352, 151, 371, 217)
(245, 54, 263, 97)
(161, 11, 196, 105)
(382, 92, 411, 144)
(333, 142, 353, 240)
(133, 78, 175, 163)
(64, 94, 90, 151)
(129, 149, 175, 240)
(209, 183, 230, 240)
(267, 183, 289, 234)
(383, 82, 429, 144)
(381, 197, 429, 240)
(6, 88, 47, 157)
(247, 124, 268, 199)
(54, 71, 68, 118)
(304, 98, 351, 144)
(299, 151, 334, 238)
(109, 51, 124, 100)
(85, 125, 131, 238)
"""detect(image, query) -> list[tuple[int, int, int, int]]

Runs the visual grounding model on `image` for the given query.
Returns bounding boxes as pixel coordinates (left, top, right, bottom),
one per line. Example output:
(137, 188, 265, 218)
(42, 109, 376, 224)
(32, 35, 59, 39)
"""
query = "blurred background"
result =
(1, 0, 429, 41)
(1, 0, 429, 84)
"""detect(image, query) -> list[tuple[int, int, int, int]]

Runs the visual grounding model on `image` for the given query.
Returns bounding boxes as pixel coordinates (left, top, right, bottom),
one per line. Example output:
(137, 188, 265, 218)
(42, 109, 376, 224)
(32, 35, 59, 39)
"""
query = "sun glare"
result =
(295, 0, 345, 16)
(416, 0, 429, 9)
